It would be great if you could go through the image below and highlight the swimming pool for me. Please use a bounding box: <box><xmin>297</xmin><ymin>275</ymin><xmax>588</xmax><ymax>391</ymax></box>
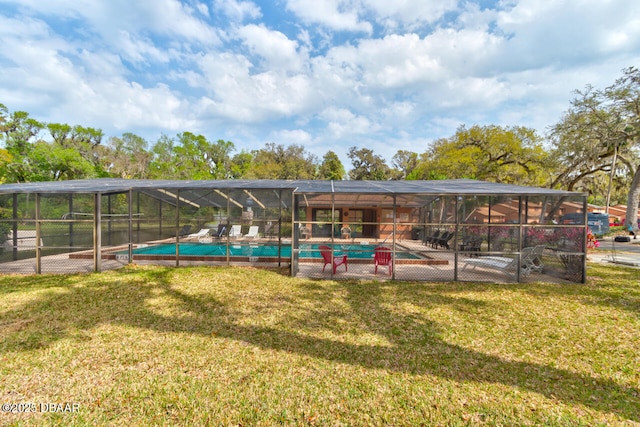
<box><xmin>116</xmin><ymin>242</ymin><xmax>422</xmax><ymax>260</ymax></box>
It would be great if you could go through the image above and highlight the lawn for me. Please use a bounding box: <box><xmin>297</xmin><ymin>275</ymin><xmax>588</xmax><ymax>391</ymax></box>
<box><xmin>1</xmin><ymin>263</ymin><xmax>639</xmax><ymax>426</ymax></box>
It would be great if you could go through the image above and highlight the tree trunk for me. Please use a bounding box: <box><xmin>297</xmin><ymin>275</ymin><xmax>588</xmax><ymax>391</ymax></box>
<box><xmin>626</xmin><ymin>165</ymin><xmax>640</xmax><ymax>233</ymax></box>
<box><xmin>605</xmin><ymin>145</ymin><xmax>618</xmax><ymax>214</ymax></box>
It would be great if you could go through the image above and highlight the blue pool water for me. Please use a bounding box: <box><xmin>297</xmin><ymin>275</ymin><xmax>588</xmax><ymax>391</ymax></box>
<box><xmin>120</xmin><ymin>242</ymin><xmax>420</xmax><ymax>260</ymax></box>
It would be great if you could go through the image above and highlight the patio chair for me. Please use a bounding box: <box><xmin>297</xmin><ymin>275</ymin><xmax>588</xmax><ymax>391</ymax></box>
<box><xmin>178</xmin><ymin>225</ymin><xmax>192</xmax><ymax>236</ymax></box>
<box><xmin>299</xmin><ymin>224</ymin><xmax>311</xmax><ymax>240</ymax></box>
<box><xmin>265</xmin><ymin>222</ymin><xmax>280</xmax><ymax>238</ymax></box>
<box><xmin>459</xmin><ymin>236</ymin><xmax>482</xmax><ymax>256</ymax></box>
<box><xmin>319</xmin><ymin>245</ymin><xmax>348</xmax><ymax>274</ymax></box>
<box><xmin>228</xmin><ymin>225</ymin><xmax>243</xmax><ymax>239</ymax></box>
<box><xmin>374</xmin><ymin>246</ymin><xmax>393</xmax><ymax>275</ymax></box>
<box><xmin>462</xmin><ymin>247</ymin><xmax>536</xmax><ymax>278</ymax></box>
<box><xmin>424</xmin><ymin>230</ymin><xmax>441</xmax><ymax>245</ymax></box>
<box><xmin>186</xmin><ymin>228</ymin><xmax>210</xmax><ymax>239</ymax></box>
<box><xmin>523</xmin><ymin>245</ymin><xmax>545</xmax><ymax>274</ymax></box>
<box><xmin>213</xmin><ymin>224</ymin><xmax>227</xmax><ymax>239</ymax></box>
<box><xmin>434</xmin><ymin>231</ymin><xmax>454</xmax><ymax>249</ymax></box>
<box><xmin>244</xmin><ymin>225</ymin><xmax>259</xmax><ymax>239</ymax></box>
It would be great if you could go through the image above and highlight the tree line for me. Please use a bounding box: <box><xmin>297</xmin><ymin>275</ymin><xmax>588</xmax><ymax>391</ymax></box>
<box><xmin>1</xmin><ymin>67</ymin><xmax>639</xmax><ymax>228</ymax></box>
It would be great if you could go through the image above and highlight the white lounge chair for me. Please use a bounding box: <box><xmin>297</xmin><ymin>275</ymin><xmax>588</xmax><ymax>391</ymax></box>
<box><xmin>186</xmin><ymin>228</ymin><xmax>210</xmax><ymax>239</ymax></box>
<box><xmin>463</xmin><ymin>247</ymin><xmax>537</xmax><ymax>278</ymax></box>
<box><xmin>228</xmin><ymin>225</ymin><xmax>242</xmax><ymax>239</ymax></box>
<box><xmin>244</xmin><ymin>225</ymin><xmax>259</xmax><ymax>239</ymax></box>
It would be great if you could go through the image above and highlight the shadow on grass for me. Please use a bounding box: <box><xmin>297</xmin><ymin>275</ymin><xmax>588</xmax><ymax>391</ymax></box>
<box><xmin>522</xmin><ymin>264</ymin><xmax>640</xmax><ymax>316</ymax></box>
<box><xmin>0</xmin><ymin>266</ymin><xmax>638</xmax><ymax>421</ymax></box>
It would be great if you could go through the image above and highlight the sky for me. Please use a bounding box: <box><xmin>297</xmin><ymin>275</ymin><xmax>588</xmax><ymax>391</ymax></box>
<box><xmin>1</xmin><ymin>0</ymin><xmax>639</xmax><ymax>168</ymax></box>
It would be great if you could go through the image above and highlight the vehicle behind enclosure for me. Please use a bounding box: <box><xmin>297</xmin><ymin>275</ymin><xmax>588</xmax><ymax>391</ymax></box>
<box><xmin>560</xmin><ymin>212</ymin><xmax>609</xmax><ymax>236</ymax></box>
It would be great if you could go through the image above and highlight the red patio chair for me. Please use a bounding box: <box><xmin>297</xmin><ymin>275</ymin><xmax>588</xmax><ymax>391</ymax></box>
<box><xmin>374</xmin><ymin>246</ymin><xmax>393</xmax><ymax>275</ymax></box>
<box><xmin>319</xmin><ymin>245</ymin><xmax>348</xmax><ymax>274</ymax></box>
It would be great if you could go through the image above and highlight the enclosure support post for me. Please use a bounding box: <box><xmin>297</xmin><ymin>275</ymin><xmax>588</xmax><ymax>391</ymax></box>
<box><xmin>454</xmin><ymin>196</ymin><xmax>459</xmax><ymax>282</ymax></box>
<box><xmin>68</xmin><ymin>194</ymin><xmax>74</xmax><ymax>248</ymax></box>
<box><xmin>175</xmin><ymin>190</ymin><xmax>180</xmax><ymax>268</ymax></box>
<box><xmin>12</xmin><ymin>193</ymin><xmax>18</xmax><ymax>261</ymax></box>
<box><xmin>128</xmin><ymin>189</ymin><xmax>133</xmax><ymax>264</ymax></box>
<box><xmin>582</xmin><ymin>196</ymin><xmax>588</xmax><ymax>284</ymax></box>
<box><xmin>289</xmin><ymin>189</ymin><xmax>295</xmax><ymax>275</ymax></box>
<box><xmin>158</xmin><ymin>198</ymin><xmax>163</xmax><ymax>240</ymax></box>
<box><xmin>516</xmin><ymin>196</ymin><xmax>523</xmax><ymax>283</ymax></box>
<box><xmin>107</xmin><ymin>194</ymin><xmax>112</xmax><ymax>246</ymax></box>
<box><xmin>283</xmin><ymin>189</ymin><xmax>287</xmax><ymax>270</ymax></box>
<box><xmin>35</xmin><ymin>193</ymin><xmax>41</xmax><ymax>274</ymax></box>
<box><xmin>330</xmin><ymin>191</ymin><xmax>335</xmax><ymax>279</ymax></box>
<box><xmin>226</xmin><ymin>191</ymin><xmax>231</xmax><ymax>266</ymax></box>
<box><xmin>136</xmin><ymin>191</ymin><xmax>141</xmax><ymax>238</ymax></box>
<box><xmin>94</xmin><ymin>193</ymin><xmax>102</xmax><ymax>272</ymax></box>
<box><xmin>226</xmin><ymin>190</ymin><xmax>232</xmax><ymax>267</ymax></box>
<box><xmin>392</xmin><ymin>195</ymin><xmax>397</xmax><ymax>280</ymax></box>
<box><xmin>487</xmin><ymin>197</ymin><xmax>492</xmax><ymax>250</ymax></box>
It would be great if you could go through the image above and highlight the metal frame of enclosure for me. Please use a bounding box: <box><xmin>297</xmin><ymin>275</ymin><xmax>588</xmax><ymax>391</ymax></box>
<box><xmin>0</xmin><ymin>179</ymin><xmax>588</xmax><ymax>283</ymax></box>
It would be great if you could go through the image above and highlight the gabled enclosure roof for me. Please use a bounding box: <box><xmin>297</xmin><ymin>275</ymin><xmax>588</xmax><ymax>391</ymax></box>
<box><xmin>0</xmin><ymin>178</ymin><xmax>580</xmax><ymax>196</ymax></box>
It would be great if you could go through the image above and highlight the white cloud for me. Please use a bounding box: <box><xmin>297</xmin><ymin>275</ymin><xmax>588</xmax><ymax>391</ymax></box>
<box><xmin>286</xmin><ymin>0</ymin><xmax>458</xmax><ymax>34</ymax></box>
<box><xmin>364</xmin><ymin>0</ymin><xmax>458</xmax><ymax>29</ymax></box>
<box><xmin>320</xmin><ymin>107</ymin><xmax>379</xmax><ymax>137</ymax></box>
<box><xmin>117</xmin><ymin>30</ymin><xmax>172</xmax><ymax>66</ymax></box>
<box><xmin>285</xmin><ymin>0</ymin><xmax>372</xmax><ymax>33</ymax></box>
<box><xmin>271</xmin><ymin>129</ymin><xmax>313</xmax><ymax>145</ymax></box>
<box><xmin>213</xmin><ymin>0</ymin><xmax>261</xmax><ymax>22</ymax></box>
<box><xmin>0</xmin><ymin>14</ymin><xmax>50</xmax><ymax>39</ymax></box>
<box><xmin>193</xmin><ymin>50</ymin><xmax>315</xmax><ymax>122</ymax></box>
<box><xmin>2</xmin><ymin>0</ymin><xmax>221</xmax><ymax>46</ymax></box>
<box><xmin>236</xmin><ymin>24</ymin><xmax>305</xmax><ymax>71</ymax></box>
<box><xmin>496</xmin><ymin>0</ymin><xmax>640</xmax><ymax>69</ymax></box>
<box><xmin>0</xmin><ymin>9</ymin><xmax>196</xmax><ymax>132</ymax></box>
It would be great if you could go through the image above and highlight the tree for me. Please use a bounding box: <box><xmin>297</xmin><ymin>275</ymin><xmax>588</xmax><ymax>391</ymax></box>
<box><xmin>318</xmin><ymin>151</ymin><xmax>345</xmax><ymax>180</ymax></box>
<box><xmin>550</xmin><ymin>67</ymin><xmax>640</xmax><ymax>231</ymax></box>
<box><xmin>0</xmin><ymin>148</ymin><xmax>12</xmax><ymax>184</ymax></box>
<box><xmin>0</xmin><ymin>104</ymin><xmax>45</xmax><ymax>182</ymax></box>
<box><xmin>229</xmin><ymin>151</ymin><xmax>253</xmax><ymax>179</ymax></box>
<box><xmin>247</xmin><ymin>143</ymin><xmax>318</xmax><ymax>179</ymax></box>
<box><xmin>47</xmin><ymin>123</ymin><xmax>72</xmax><ymax>145</ymax></box>
<box><xmin>607</xmin><ymin>67</ymin><xmax>640</xmax><ymax>232</ymax></box>
<box><xmin>208</xmin><ymin>139</ymin><xmax>236</xmax><ymax>179</ymax></box>
<box><xmin>391</xmin><ymin>150</ymin><xmax>418</xmax><ymax>180</ymax></box>
<box><xmin>45</xmin><ymin>123</ymin><xmax>107</xmax><ymax>176</ymax></box>
<box><xmin>347</xmin><ymin>147</ymin><xmax>391</xmax><ymax>180</ymax></box>
<box><xmin>549</xmin><ymin>85</ymin><xmax>634</xmax><ymax>190</ymax></box>
<box><xmin>148</xmin><ymin>133</ymin><xmax>213</xmax><ymax>180</ymax></box>
<box><xmin>411</xmin><ymin>125</ymin><xmax>550</xmax><ymax>185</ymax></box>
<box><xmin>30</xmin><ymin>141</ymin><xmax>95</xmax><ymax>181</ymax></box>
<box><xmin>106</xmin><ymin>133</ymin><xmax>152</xmax><ymax>178</ymax></box>
<box><xmin>148</xmin><ymin>134</ymin><xmax>177</xmax><ymax>179</ymax></box>
<box><xmin>0</xmin><ymin>106</ymin><xmax>101</xmax><ymax>182</ymax></box>
<box><xmin>66</xmin><ymin>125</ymin><xmax>105</xmax><ymax>169</ymax></box>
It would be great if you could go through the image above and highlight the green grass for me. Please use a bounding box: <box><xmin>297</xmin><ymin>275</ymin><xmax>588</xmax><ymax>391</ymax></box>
<box><xmin>1</xmin><ymin>264</ymin><xmax>639</xmax><ymax>426</ymax></box>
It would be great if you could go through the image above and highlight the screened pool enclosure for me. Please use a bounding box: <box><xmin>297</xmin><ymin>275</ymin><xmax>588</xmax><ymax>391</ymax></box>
<box><xmin>0</xmin><ymin>179</ymin><xmax>588</xmax><ymax>283</ymax></box>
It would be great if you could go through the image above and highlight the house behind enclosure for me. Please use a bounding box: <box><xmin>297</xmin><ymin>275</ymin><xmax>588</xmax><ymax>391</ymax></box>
<box><xmin>0</xmin><ymin>178</ymin><xmax>588</xmax><ymax>283</ymax></box>
<box><xmin>599</xmin><ymin>204</ymin><xmax>640</xmax><ymax>227</ymax></box>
